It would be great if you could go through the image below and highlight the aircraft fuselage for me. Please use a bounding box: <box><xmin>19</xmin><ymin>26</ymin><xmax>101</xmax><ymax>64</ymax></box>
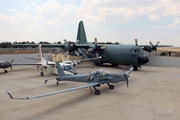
<box><xmin>82</xmin><ymin>44</ymin><xmax>149</xmax><ymax>69</ymax></box>
<box><xmin>0</xmin><ymin>61</ymin><xmax>10</xmax><ymax>69</ymax></box>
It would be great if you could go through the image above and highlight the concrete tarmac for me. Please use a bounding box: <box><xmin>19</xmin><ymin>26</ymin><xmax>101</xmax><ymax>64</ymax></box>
<box><xmin>0</xmin><ymin>62</ymin><xmax>180</xmax><ymax>120</ymax></box>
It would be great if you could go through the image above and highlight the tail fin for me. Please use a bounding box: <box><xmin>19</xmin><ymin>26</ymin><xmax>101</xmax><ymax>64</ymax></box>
<box><xmin>38</xmin><ymin>44</ymin><xmax>46</xmax><ymax>61</ymax></box>
<box><xmin>76</xmin><ymin>21</ymin><xmax>88</xmax><ymax>44</ymax></box>
<box><xmin>56</xmin><ymin>62</ymin><xmax>65</xmax><ymax>77</ymax></box>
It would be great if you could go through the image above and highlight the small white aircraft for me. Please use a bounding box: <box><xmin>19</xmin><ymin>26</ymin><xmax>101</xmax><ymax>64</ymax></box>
<box><xmin>15</xmin><ymin>44</ymin><xmax>79</xmax><ymax>76</ymax></box>
<box><xmin>17</xmin><ymin>44</ymin><xmax>99</xmax><ymax>76</ymax></box>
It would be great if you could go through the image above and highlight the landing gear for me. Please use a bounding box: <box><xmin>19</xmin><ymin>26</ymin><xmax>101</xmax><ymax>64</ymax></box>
<box><xmin>93</xmin><ymin>86</ymin><xmax>100</xmax><ymax>95</ymax></box>
<box><xmin>96</xmin><ymin>84</ymin><xmax>101</xmax><ymax>87</ymax></box>
<box><xmin>93</xmin><ymin>60</ymin><xmax>102</xmax><ymax>66</ymax></box>
<box><xmin>107</xmin><ymin>83</ymin><xmax>114</xmax><ymax>89</ymax></box>
<box><xmin>95</xmin><ymin>90</ymin><xmax>100</xmax><ymax>95</ymax></box>
<box><xmin>92</xmin><ymin>84</ymin><xmax>114</xmax><ymax>95</ymax></box>
<box><xmin>133</xmin><ymin>66</ymin><xmax>138</xmax><ymax>71</ymax></box>
<box><xmin>111</xmin><ymin>64</ymin><xmax>119</xmax><ymax>66</ymax></box>
<box><xmin>40</xmin><ymin>72</ymin><xmax>44</xmax><ymax>76</ymax></box>
<box><xmin>109</xmin><ymin>85</ymin><xmax>114</xmax><ymax>89</ymax></box>
<box><xmin>56</xmin><ymin>81</ymin><xmax>59</xmax><ymax>85</ymax></box>
<box><xmin>4</xmin><ymin>70</ymin><xmax>8</xmax><ymax>73</ymax></box>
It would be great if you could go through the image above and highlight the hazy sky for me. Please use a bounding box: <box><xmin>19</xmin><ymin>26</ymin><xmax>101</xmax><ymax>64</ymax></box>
<box><xmin>0</xmin><ymin>0</ymin><xmax>180</xmax><ymax>46</ymax></box>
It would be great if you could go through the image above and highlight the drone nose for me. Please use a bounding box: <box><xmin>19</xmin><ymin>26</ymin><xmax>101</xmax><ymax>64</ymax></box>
<box><xmin>138</xmin><ymin>56</ymin><xmax>149</xmax><ymax>65</ymax></box>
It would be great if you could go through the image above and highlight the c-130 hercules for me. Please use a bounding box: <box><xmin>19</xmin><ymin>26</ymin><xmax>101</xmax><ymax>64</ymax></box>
<box><xmin>13</xmin><ymin>21</ymin><xmax>172</xmax><ymax>70</ymax></box>
<box><xmin>64</xmin><ymin>21</ymin><xmax>172</xmax><ymax>70</ymax></box>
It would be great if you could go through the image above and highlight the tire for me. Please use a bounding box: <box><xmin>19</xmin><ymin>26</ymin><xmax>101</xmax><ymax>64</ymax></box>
<box><xmin>109</xmin><ymin>85</ymin><xmax>114</xmax><ymax>89</ymax></box>
<box><xmin>40</xmin><ymin>72</ymin><xmax>44</xmax><ymax>76</ymax></box>
<box><xmin>95</xmin><ymin>90</ymin><xmax>100</xmax><ymax>95</ymax></box>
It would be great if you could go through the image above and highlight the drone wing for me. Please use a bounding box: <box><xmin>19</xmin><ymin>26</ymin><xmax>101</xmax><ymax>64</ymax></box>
<box><xmin>7</xmin><ymin>82</ymin><xmax>100</xmax><ymax>100</ymax></box>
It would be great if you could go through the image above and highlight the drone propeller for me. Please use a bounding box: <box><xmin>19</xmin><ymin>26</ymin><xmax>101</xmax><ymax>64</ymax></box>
<box><xmin>64</xmin><ymin>39</ymin><xmax>80</xmax><ymax>56</ymax></box>
<box><xmin>149</xmin><ymin>41</ymin><xmax>160</xmax><ymax>51</ymax></box>
<box><xmin>127</xmin><ymin>77</ymin><xmax>129</xmax><ymax>88</ymax></box>
<box><xmin>123</xmin><ymin>71</ymin><xmax>129</xmax><ymax>88</ymax></box>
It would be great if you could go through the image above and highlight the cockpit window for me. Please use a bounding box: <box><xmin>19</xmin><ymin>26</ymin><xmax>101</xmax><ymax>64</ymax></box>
<box><xmin>102</xmin><ymin>71</ymin><xmax>111</xmax><ymax>76</ymax></box>
<box><xmin>95</xmin><ymin>71</ymin><xmax>101</xmax><ymax>77</ymax></box>
<box><xmin>95</xmin><ymin>69</ymin><xmax>106</xmax><ymax>77</ymax></box>
<box><xmin>63</xmin><ymin>65</ymin><xmax>72</xmax><ymax>70</ymax></box>
<box><xmin>65</xmin><ymin>62</ymin><xmax>71</xmax><ymax>64</ymax></box>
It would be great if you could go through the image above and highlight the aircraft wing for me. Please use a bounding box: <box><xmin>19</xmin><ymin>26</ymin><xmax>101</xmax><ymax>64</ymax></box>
<box><xmin>138</xmin><ymin>45</ymin><xmax>173</xmax><ymax>47</ymax></box>
<box><xmin>13</xmin><ymin>44</ymin><xmax>66</xmax><ymax>47</ymax></box>
<box><xmin>7</xmin><ymin>82</ymin><xmax>100</xmax><ymax>100</ymax></box>
<box><xmin>12</xmin><ymin>63</ymin><xmax>42</xmax><ymax>66</ymax></box>
<box><xmin>74</xmin><ymin>57</ymin><xmax>101</xmax><ymax>64</ymax></box>
<box><xmin>13</xmin><ymin>43</ymin><xmax>105</xmax><ymax>50</ymax></box>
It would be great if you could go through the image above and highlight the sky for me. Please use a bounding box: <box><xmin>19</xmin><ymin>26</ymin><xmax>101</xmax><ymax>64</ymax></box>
<box><xmin>0</xmin><ymin>0</ymin><xmax>180</xmax><ymax>46</ymax></box>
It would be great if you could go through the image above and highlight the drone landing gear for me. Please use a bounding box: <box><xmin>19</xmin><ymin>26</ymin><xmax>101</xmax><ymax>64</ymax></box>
<box><xmin>93</xmin><ymin>86</ymin><xmax>100</xmax><ymax>95</ymax></box>
<box><xmin>4</xmin><ymin>70</ymin><xmax>8</xmax><ymax>73</ymax></box>
<box><xmin>107</xmin><ymin>83</ymin><xmax>114</xmax><ymax>89</ymax></box>
<box><xmin>40</xmin><ymin>72</ymin><xmax>44</xmax><ymax>76</ymax></box>
<box><xmin>56</xmin><ymin>81</ymin><xmax>59</xmax><ymax>85</ymax></box>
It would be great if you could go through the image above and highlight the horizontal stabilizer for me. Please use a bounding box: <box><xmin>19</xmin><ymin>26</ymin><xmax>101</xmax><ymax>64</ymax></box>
<box><xmin>25</xmin><ymin>57</ymin><xmax>41</xmax><ymax>60</ymax></box>
<box><xmin>7</xmin><ymin>92</ymin><xmax>29</xmax><ymax>100</ymax></box>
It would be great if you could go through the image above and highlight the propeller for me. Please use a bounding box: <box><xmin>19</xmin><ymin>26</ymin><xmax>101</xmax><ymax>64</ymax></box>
<box><xmin>87</xmin><ymin>38</ymin><xmax>106</xmax><ymax>58</ymax></box>
<box><xmin>123</xmin><ymin>72</ymin><xmax>129</xmax><ymax>88</ymax></box>
<box><xmin>6</xmin><ymin>59</ymin><xmax>14</xmax><ymax>70</ymax></box>
<box><xmin>149</xmin><ymin>41</ymin><xmax>160</xmax><ymax>51</ymax></box>
<box><xmin>135</xmin><ymin>39</ymin><xmax>138</xmax><ymax>46</ymax></box>
<box><xmin>64</xmin><ymin>39</ymin><xmax>80</xmax><ymax>56</ymax></box>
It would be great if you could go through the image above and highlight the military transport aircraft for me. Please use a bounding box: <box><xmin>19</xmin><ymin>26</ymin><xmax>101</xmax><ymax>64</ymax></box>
<box><xmin>0</xmin><ymin>60</ymin><xmax>14</xmax><ymax>73</ymax></box>
<box><xmin>13</xmin><ymin>21</ymin><xmax>172</xmax><ymax>70</ymax></box>
<box><xmin>7</xmin><ymin>62</ymin><xmax>133</xmax><ymax>100</ymax></box>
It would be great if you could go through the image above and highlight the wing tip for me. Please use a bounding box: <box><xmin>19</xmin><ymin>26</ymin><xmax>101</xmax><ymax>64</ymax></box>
<box><xmin>7</xmin><ymin>92</ymin><xmax>13</xmax><ymax>99</ymax></box>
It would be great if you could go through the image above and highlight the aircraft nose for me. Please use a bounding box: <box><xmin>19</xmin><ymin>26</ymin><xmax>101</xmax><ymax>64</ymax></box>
<box><xmin>138</xmin><ymin>56</ymin><xmax>149</xmax><ymax>65</ymax></box>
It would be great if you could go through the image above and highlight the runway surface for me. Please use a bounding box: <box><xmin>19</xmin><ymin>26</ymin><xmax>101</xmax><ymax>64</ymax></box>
<box><xmin>0</xmin><ymin>57</ymin><xmax>180</xmax><ymax>119</ymax></box>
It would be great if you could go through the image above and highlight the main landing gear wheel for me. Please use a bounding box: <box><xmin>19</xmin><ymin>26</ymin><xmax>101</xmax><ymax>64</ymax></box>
<box><xmin>4</xmin><ymin>70</ymin><xmax>7</xmax><ymax>73</ymax></box>
<box><xmin>95</xmin><ymin>90</ymin><xmax>100</xmax><ymax>95</ymax></box>
<box><xmin>133</xmin><ymin>66</ymin><xmax>138</xmax><ymax>71</ymax></box>
<box><xmin>56</xmin><ymin>81</ymin><xmax>59</xmax><ymax>85</ymax></box>
<box><xmin>109</xmin><ymin>85</ymin><xmax>114</xmax><ymax>89</ymax></box>
<box><xmin>111</xmin><ymin>64</ymin><xmax>119</xmax><ymax>66</ymax></box>
<box><xmin>94</xmin><ymin>61</ymin><xmax>102</xmax><ymax>66</ymax></box>
<box><xmin>40</xmin><ymin>72</ymin><xmax>44</xmax><ymax>76</ymax></box>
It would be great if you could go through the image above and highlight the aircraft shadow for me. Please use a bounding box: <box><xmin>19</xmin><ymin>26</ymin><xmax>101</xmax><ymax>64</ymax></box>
<box><xmin>0</xmin><ymin>68</ymin><xmax>31</xmax><ymax>75</ymax></box>
<box><xmin>19</xmin><ymin>91</ymin><xmax>95</xmax><ymax>120</ymax></box>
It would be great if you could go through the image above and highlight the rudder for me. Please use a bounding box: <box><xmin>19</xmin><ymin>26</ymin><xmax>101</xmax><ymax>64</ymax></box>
<box><xmin>56</xmin><ymin>62</ymin><xmax>65</xmax><ymax>77</ymax></box>
<box><xmin>76</xmin><ymin>21</ymin><xmax>88</xmax><ymax>44</ymax></box>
